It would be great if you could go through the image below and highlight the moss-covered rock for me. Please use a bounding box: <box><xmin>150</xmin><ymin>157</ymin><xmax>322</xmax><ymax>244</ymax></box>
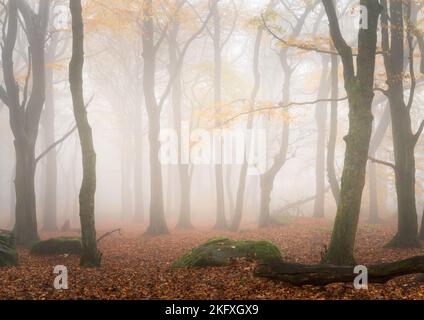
<box><xmin>30</xmin><ymin>237</ymin><xmax>82</xmax><ymax>255</ymax></box>
<box><xmin>172</xmin><ymin>237</ymin><xmax>283</xmax><ymax>268</ymax></box>
<box><xmin>0</xmin><ymin>230</ymin><xmax>18</xmax><ymax>267</ymax></box>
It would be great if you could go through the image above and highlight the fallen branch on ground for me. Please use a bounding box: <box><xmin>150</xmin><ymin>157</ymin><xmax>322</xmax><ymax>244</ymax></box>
<box><xmin>254</xmin><ymin>256</ymin><xmax>424</xmax><ymax>286</ymax></box>
<box><xmin>97</xmin><ymin>228</ymin><xmax>121</xmax><ymax>244</ymax></box>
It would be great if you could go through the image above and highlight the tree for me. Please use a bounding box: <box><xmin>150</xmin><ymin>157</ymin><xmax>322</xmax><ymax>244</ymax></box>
<box><xmin>259</xmin><ymin>0</ymin><xmax>316</xmax><ymax>227</ymax></box>
<box><xmin>0</xmin><ymin>0</ymin><xmax>50</xmax><ymax>245</ymax></box>
<box><xmin>378</xmin><ymin>0</ymin><xmax>422</xmax><ymax>248</ymax></box>
<box><xmin>69</xmin><ymin>0</ymin><xmax>101</xmax><ymax>267</ymax></box>
<box><xmin>322</xmin><ymin>0</ymin><xmax>382</xmax><ymax>265</ymax></box>
<box><xmin>313</xmin><ymin>56</ymin><xmax>330</xmax><ymax>218</ymax></box>
<box><xmin>230</xmin><ymin>23</ymin><xmax>263</xmax><ymax>231</ymax></box>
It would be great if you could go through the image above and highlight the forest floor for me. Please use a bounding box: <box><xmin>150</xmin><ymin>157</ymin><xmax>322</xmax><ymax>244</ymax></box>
<box><xmin>1</xmin><ymin>217</ymin><xmax>424</xmax><ymax>300</ymax></box>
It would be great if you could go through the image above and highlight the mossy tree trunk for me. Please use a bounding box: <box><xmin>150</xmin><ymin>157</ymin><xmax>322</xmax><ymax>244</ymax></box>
<box><xmin>69</xmin><ymin>0</ymin><xmax>101</xmax><ymax>267</ymax></box>
<box><xmin>322</xmin><ymin>0</ymin><xmax>382</xmax><ymax>265</ymax></box>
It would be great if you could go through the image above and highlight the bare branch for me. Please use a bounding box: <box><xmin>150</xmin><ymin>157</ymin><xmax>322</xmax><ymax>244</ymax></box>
<box><xmin>368</xmin><ymin>156</ymin><xmax>395</xmax><ymax>170</ymax></box>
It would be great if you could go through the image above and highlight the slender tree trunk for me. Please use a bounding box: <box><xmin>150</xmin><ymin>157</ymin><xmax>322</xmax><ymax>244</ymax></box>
<box><xmin>212</xmin><ymin>3</ymin><xmax>226</xmax><ymax>230</ymax></box>
<box><xmin>142</xmin><ymin>0</ymin><xmax>169</xmax><ymax>235</ymax></box>
<box><xmin>313</xmin><ymin>57</ymin><xmax>330</xmax><ymax>218</ymax></box>
<box><xmin>42</xmin><ymin>46</ymin><xmax>58</xmax><ymax>231</ymax></box>
<box><xmin>9</xmin><ymin>169</ymin><xmax>15</xmax><ymax>229</ymax></box>
<box><xmin>120</xmin><ymin>139</ymin><xmax>133</xmax><ymax>220</ymax></box>
<box><xmin>168</xmin><ymin>23</ymin><xmax>193</xmax><ymax>229</ymax></box>
<box><xmin>368</xmin><ymin>103</ymin><xmax>390</xmax><ymax>223</ymax></box>
<box><xmin>327</xmin><ymin>53</ymin><xmax>340</xmax><ymax>203</ymax></box>
<box><xmin>69</xmin><ymin>0</ymin><xmax>101</xmax><ymax>267</ymax></box>
<box><xmin>419</xmin><ymin>208</ymin><xmax>424</xmax><ymax>240</ymax></box>
<box><xmin>230</xmin><ymin>27</ymin><xmax>263</xmax><ymax>231</ymax></box>
<box><xmin>133</xmin><ymin>103</ymin><xmax>144</xmax><ymax>222</ymax></box>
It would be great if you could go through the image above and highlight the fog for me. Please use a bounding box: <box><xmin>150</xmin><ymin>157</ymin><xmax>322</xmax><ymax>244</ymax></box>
<box><xmin>0</xmin><ymin>0</ymin><xmax>423</xmax><ymax>233</ymax></box>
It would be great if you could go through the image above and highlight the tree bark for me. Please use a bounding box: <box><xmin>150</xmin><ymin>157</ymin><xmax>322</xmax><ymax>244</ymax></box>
<box><xmin>168</xmin><ymin>22</ymin><xmax>193</xmax><ymax>229</ymax></box>
<box><xmin>142</xmin><ymin>0</ymin><xmax>169</xmax><ymax>235</ymax></box>
<box><xmin>326</xmin><ymin>53</ymin><xmax>340</xmax><ymax>204</ymax></box>
<box><xmin>0</xmin><ymin>0</ymin><xmax>50</xmax><ymax>245</ymax></box>
<box><xmin>42</xmin><ymin>32</ymin><xmax>59</xmax><ymax>231</ymax></box>
<box><xmin>381</xmin><ymin>0</ymin><xmax>420</xmax><ymax>248</ymax></box>
<box><xmin>69</xmin><ymin>0</ymin><xmax>101</xmax><ymax>267</ymax></box>
<box><xmin>313</xmin><ymin>56</ymin><xmax>330</xmax><ymax>218</ymax></box>
<box><xmin>212</xmin><ymin>3</ymin><xmax>227</xmax><ymax>230</ymax></box>
<box><xmin>255</xmin><ymin>255</ymin><xmax>424</xmax><ymax>286</ymax></box>
<box><xmin>368</xmin><ymin>103</ymin><xmax>390</xmax><ymax>224</ymax></box>
<box><xmin>322</xmin><ymin>0</ymin><xmax>382</xmax><ymax>265</ymax></box>
<box><xmin>230</xmin><ymin>26</ymin><xmax>263</xmax><ymax>231</ymax></box>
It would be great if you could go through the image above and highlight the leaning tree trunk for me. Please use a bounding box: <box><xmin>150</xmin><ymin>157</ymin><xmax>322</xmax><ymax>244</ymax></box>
<box><xmin>322</xmin><ymin>0</ymin><xmax>382</xmax><ymax>266</ymax></box>
<box><xmin>69</xmin><ymin>0</ymin><xmax>101</xmax><ymax>267</ymax></box>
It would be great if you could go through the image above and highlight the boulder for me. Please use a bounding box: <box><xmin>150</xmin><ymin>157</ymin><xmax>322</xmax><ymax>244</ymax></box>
<box><xmin>172</xmin><ymin>237</ymin><xmax>283</xmax><ymax>268</ymax></box>
<box><xmin>30</xmin><ymin>237</ymin><xmax>82</xmax><ymax>255</ymax></box>
<box><xmin>0</xmin><ymin>230</ymin><xmax>18</xmax><ymax>267</ymax></box>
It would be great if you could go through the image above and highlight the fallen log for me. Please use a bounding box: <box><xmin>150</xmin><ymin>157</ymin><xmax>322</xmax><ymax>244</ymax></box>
<box><xmin>254</xmin><ymin>256</ymin><xmax>424</xmax><ymax>286</ymax></box>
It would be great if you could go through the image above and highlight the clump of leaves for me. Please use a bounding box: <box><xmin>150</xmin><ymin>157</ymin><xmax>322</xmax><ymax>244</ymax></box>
<box><xmin>172</xmin><ymin>237</ymin><xmax>283</xmax><ymax>268</ymax></box>
<box><xmin>30</xmin><ymin>237</ymin><xmax>82</xmax><ymax>255</ymax></box>
<box><xmin>0</xmin><ymin>230</ymin><xmax>18</xmax><ymax>267</ymax></box>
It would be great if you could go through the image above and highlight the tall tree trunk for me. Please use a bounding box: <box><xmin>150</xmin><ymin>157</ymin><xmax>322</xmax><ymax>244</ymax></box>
<box><xmin>381</xmin><ymin>0</ymin><xmax>419</xmax><ymax>248</ymax></box>
<box><xmin>168</xmin><ymin>23</ymin><xmax>193</xmax><ymax>229</ymax></box>
<box><xmin>13</xmin><ymin>141</ymin><xmax>38</xmax><ymax>245</ymax></box>
<box><xmin>69</xmin><ymin>0</ymin><xmax>101</xmax><ymax>267</ymax></box>
<box><xmin>419</xmin><ymin>208</ymin><xmax>424</xmax><ymax>240</ymax></box>
<box><xmin>322</xmin><ymin>0</ymin><xmax>382</xmax><ymax>265</ymax></box>
<box><xmin>1</xmin><ymin>0</ymin><xmax>50</xmax><ymax>245</ymax></box>
<box><xmin>42</xmin><ymin>39</ymin><xmax>58</xmax><ymax>231</ymax></box>
<box><xmin>230</xmin><ymin>27</ymin><xmax>263</xmax><ymax>231</ymax></box>
<box><xmin>142</xmin><ymin>0</ymin><xmax>169</xmax><ymax>235</ymax></box>
<box><xmin>133</xmin><ymin>103</ymin><xmax>144</xmax><ymax>222</ymax></box>
<box><xmin>368</xmin><ymin>103</ymin><xmax>390</xmax><ymax>223</ymax></box>
<box><xmin>313</xmin><ymin>56</ymin><xmax>330</xmax><ymax>218</ymax></box>
<box><xmin>212</xmin><ymin>3</ymin><xmax>227</xmax><ymax>230</ymax></box>
<box><xmin>326</xmin><ymin>53</ymin><xmax>340</xmax><ymax>203</ymax></box>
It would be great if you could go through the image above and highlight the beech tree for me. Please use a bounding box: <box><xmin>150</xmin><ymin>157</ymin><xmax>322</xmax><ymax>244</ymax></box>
<box><xmin>322</xmin><ymin>0</ymin><xmax>382</xmax><ymax>265</ymax></box>
<box><xmin>69</xmin><ymin>0</ymin><xmax>101</xmax><ymax>267</ymax></box>
<box><xmin>0</xmin><ymin>0</ymin><xmax>50</xmax><ymax>245</ymax></box>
